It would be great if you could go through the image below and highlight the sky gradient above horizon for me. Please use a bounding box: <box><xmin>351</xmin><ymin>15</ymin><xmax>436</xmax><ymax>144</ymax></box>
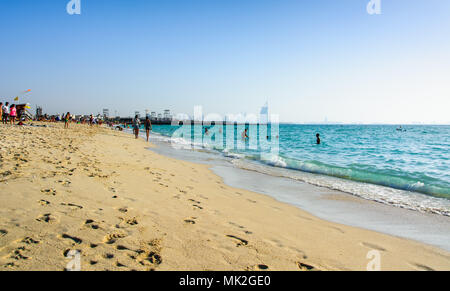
<box><xmin>1</xmin><ymin>0</ymin><xmax>449</xmax><ymax>123</ymax></box>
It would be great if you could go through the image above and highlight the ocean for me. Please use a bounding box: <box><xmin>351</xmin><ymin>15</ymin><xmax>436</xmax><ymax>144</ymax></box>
<box><xmin>128</xmin><ymin>123</ymin><xmax>450</xmax><ymax>216</ymax></box>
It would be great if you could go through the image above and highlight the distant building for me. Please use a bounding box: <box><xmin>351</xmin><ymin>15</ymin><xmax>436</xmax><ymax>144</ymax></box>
<box><xmin>134</xmin><ymin>111</ymin><xmax>140</xmax><ymax>118</ymax></box>
<box><xmin>163</xmin><ymin>109</ymin><xmax>171</xmax><ymax>119</ymax></box>
<box><xmin>145</xmin><ymin>109</ymin><xmax>150</xmax><ymax>118</ymax></box>
<box><xmin>157</xmin><ymin>113</ymin><xmax>162</xmax><ymax>119</ymax></box>
<box><xmin>151</xmin><ymin>112</ymin><xmax>157</xmax><ymax>119</ymax></box>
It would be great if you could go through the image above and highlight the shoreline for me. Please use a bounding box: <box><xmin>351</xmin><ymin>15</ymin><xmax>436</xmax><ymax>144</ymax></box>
<box><xmin>1</xmin><ymin>123</ymin><xmax>449</xmax><ymax>270</ymax></box>
<box><xmin>149</xmin><ymin>140</ymin><xmax>450</xmax><ymax>252</ymax></box>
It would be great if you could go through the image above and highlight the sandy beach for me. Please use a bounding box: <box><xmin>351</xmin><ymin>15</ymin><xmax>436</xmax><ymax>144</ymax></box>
<box><xmin>0</xmin><ymin>123</ymin><xmax>449</xmax><ymax>271</ymax></box>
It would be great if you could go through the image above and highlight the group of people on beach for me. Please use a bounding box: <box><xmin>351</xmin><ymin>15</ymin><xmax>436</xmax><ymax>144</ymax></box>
<box><xmin>132</xmin><ymin>115</ymin><xmax>153</xmax><ymax>142</ymax></box>
<box><xmin>0</xmin><ymin>102</ymin><xmax>18</xmax><ymax>124</ymax></box>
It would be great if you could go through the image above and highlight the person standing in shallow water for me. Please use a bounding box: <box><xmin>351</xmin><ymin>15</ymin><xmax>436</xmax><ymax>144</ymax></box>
<box><xmin>145</xmin><ymin>116</ymin><xmax>152</xmax><ymax>142</ymax></box>
<box><xmin>133</xmin><ymin>115</ymin><xmax>140</xmax><ymax>139</ymax></box>
<box><xmin>316</xmin><ymin>133</ymin><xmax>321</xmax><ymax>145</ymax></box>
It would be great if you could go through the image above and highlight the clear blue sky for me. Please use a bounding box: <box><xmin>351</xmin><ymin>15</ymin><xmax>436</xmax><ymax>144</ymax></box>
<box><xmin>1</xmin><ymin>0</ymin><xmax>449</xmax><ymax>123</ymax></box>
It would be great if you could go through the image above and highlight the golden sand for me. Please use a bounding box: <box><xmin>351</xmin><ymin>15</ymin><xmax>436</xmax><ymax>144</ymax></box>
<box><xmin>0</xmin><ymin>123</ymin><xmax>449</xmax><ymax>271</ymax></box>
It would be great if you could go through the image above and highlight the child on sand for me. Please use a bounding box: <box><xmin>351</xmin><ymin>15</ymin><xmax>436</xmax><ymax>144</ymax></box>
<box><xmin>65</xmin><ymin>112</ymin><xmax>71</xmax><ymax>129</ymax></box>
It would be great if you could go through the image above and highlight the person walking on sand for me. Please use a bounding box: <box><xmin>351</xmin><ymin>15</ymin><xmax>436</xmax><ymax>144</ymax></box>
<box><xmin>64</xmin><ymin>112</ymin><xmax>71</xmax><ymax>129</ymax></box>
<box><xmin>2</xmin><ymin>102</ymin><xmax>9</xmax><ymax>124</ymax></box>
<box><xmin>145</xmin><ymin>116</ymin><xmax>152</xmax><ymax>142</ymax></box>
<box><xmin>9</xmin><ymin>104</ymin><xmax>17</xmax><ymax>124</ymax></box>
<box><xmin>133</xmin><ymin>115</ymin><xmax>140</xmax><ymax>139</ymax></box>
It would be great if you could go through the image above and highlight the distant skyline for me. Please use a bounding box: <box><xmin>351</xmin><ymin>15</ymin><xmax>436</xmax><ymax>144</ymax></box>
<box><xmin>1</xmin><ymin>0</ymin><xmax>449</xmax><ymax>124</ymax></box>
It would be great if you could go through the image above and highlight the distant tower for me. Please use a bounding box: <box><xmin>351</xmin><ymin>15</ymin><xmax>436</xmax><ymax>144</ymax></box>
<box><xmin>259</xmin><ymin>102</ymin><xmax>269</xmax><ymax>124</ymax></box>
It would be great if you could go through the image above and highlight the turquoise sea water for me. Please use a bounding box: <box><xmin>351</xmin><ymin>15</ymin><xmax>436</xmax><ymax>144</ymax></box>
<box><xmin>129</xmin><ymin>124</ymin><xmax>450</xmax><ymax>215</ymax></box>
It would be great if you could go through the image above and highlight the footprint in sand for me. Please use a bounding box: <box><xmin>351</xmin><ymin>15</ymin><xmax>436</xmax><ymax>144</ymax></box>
<box><xmin>125</xmin><ymin>217</ymin><xmax>138</xmax><ymax>226</ymax></box>
<box><xmin>36</xmin><ymin>213</ymin><xmax>57</xmax><ymax>223</ymax></box>
<box><xmin>104</xmin><ymin>253</ymin><xmax>115</xmax><ymax>259</ymax></box>
<box><xmin>177</xmin><ymin>188</ymin><xmax>187</xmax><ymax>194</ymax></box>
<box><xmin>10</xmin><ymin>247</ymin><xmax>30</xmax><ymax>261</ymax></box>
<box><xmin>133</xmin><ymin>241</ymin><xmax>163</xmax><ymax>268</ymax></box>
<box><xmin>57</xmin><ymin>179</ymin><xmax>71</xmax><ymax>187</ymax></box>
<box><xmin>360</xmin><ymin>242</ymin><xmax>386</xmax><ymax>252</ymax></box>
<box><xmin>103</xmin><ymin>233</ymin><xmax>127</xmax><ymax>244</ymax></box>
<box><xmin>116</xmin><ymin>261</ymin><xmax>127</xmax><ymax>268</ymax></box>
<box><xmin>409</xmin><ymin>263</ymin><xmax>435</xmax><ymax>271</ymax></box>
<box><xmin>41</xmin><ymin>188</ymin><xmax>57</xmax><ymax>196</ymax></box>
<box><xmin>61</xmin><ymin>202</ymin><xmax>83</xmax><ymax>210</ymax></box>
<box><xmin>117</xmin><ymin>217</ymin><xmax>138</xmax><ymax>227</ymax></box>
<box><xmin>116</xmin><ymin>245</ymin><xmax>131</xmax><ymax>251</ymax></box>
<box><xmin>22</xmin><ymin>237</ymin><xmax>40</xmax><ymax>245</ymax></box>
<box><xmin>296</xmin><ymin>262</ymin><xmax>316</xmax><ymax>271</ymax></box>
<box><xmin>257</xmin><ymin>264</ymin><xmax>269</xmax><ymax>270</ymax></box>
<box><xmin>84</xmin><ymin>219</ymin><xmax>100</xmax><ymax>230</ymax></box>
<box><xmin>184</xmin><ymin>217</ymin><xmax>197</xmax><ymax>225</ymax></box>
<box><xmin>229</xmin><ymin>222</ymin><xmax>253</xmax><ymax>235</ymax></box>
<box><xmin>61</xmin><ymin>234</ymin><xmax>83</xmax><ymax>245</ymax></box>
<box><xmin>38</xmin><ymin>200</ymin><xmax>51</xmax><ymax>206</ymax></box>
<box><xmin>226</xmin><ymin>235</ymin><xmax>249</xmax><ymax>247</ymax></box>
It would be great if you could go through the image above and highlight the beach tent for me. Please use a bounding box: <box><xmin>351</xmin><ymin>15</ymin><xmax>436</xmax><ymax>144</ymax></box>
<box><xmin>16</xmin><ymin>103</ymin><xmax>33</xmax><ymax>120</ymax></box>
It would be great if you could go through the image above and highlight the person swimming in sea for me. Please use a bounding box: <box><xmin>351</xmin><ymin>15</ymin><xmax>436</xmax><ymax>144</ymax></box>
<box><xmin>242</xmin><ymin>129</ymin><xmax>249</xmax><ymax>140</ymax></box>
<box><xmin>316</xmin><ymin>133</ymin><xmax>321</xmax><ymax>145</ymax></box>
